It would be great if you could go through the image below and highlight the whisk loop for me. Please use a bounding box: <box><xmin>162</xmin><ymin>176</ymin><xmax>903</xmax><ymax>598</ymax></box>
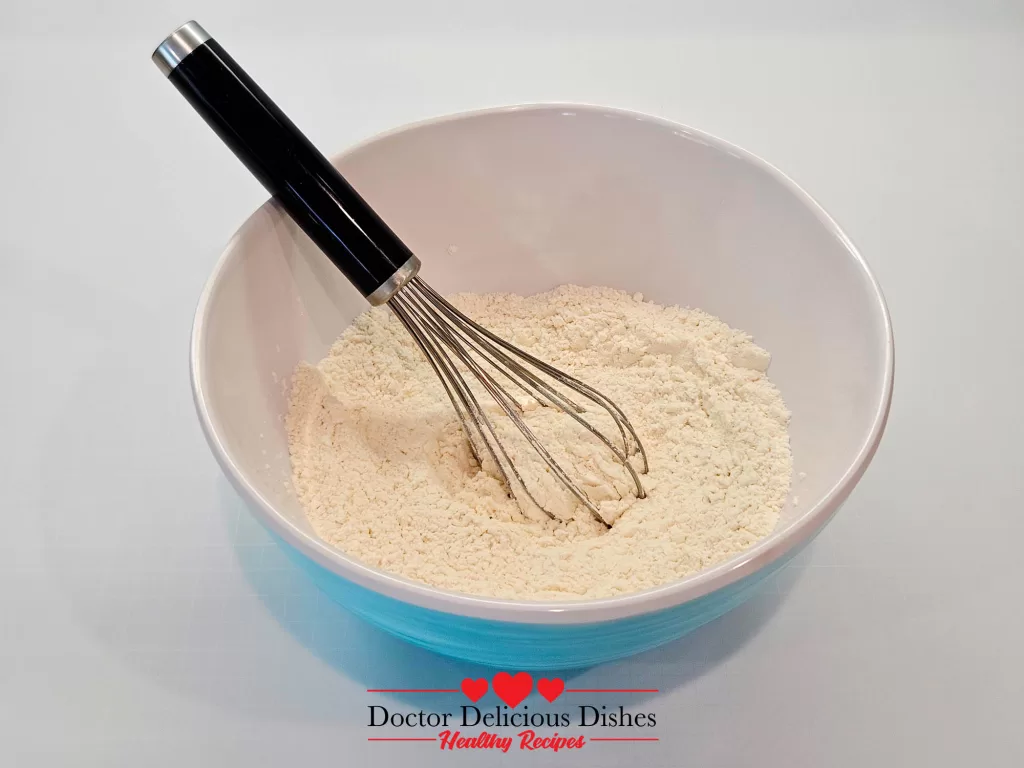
<box><xmin>389</xmin><ymin>277</ymin><xmax>647</xmax><ymax>527</ymax></box>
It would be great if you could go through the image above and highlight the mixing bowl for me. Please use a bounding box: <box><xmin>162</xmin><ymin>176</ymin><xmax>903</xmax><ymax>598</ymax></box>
<box><xmin>192</xmin><ymin>104</ymin><xmax>893</xmax><ymax>669</ymax></box>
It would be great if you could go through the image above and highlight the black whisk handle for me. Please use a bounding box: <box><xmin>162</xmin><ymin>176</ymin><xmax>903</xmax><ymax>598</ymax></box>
<box><xmin>152</xmin><ymin>21</ymin><xmax>419</xmax><ymax>303</ymax></box>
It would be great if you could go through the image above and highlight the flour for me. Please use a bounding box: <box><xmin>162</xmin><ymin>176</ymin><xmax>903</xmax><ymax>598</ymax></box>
<box><xmin>286</xmin><ymin>285</ymin><xmax>792</xmax><ymax>600</ymax></box>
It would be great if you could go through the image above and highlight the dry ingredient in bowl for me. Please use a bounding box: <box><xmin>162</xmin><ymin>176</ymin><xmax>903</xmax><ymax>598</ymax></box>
<box><xmin>287</xmin><ymin>286</ymin><xmax>792</xmax><ymax>600</ymax></box>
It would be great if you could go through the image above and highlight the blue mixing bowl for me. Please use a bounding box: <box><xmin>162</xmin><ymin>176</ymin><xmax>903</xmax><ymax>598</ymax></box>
<box><xmin>192</xmin><ymin>104</ymin><xmax>893</xmax><ymax>668</ymax></box>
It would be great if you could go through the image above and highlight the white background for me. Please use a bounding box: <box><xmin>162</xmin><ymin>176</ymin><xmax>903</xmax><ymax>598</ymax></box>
<box><xmin>3</xmin><ymin>1</ymin><xmax>1023</xmax><ymax>765</ymax></box>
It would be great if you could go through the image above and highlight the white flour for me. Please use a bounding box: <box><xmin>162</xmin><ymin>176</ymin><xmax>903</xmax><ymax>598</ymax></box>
<box><xmin>287</xmin><ymin>286</ymin><xmax>792</xmax><ymax>600</ymax></box>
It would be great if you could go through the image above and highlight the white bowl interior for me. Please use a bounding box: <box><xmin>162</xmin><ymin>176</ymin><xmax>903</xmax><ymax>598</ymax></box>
<box><xmin>199</xmin><ymin>106</ymin><xmax>889</xmax><ymax>577</ymax></box>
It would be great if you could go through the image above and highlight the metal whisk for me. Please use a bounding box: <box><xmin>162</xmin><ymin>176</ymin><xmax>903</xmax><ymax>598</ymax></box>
<box><xmin>154</xmin><ymin>21</ymin><xmax>648</xmax><ymax>526</ymax></box>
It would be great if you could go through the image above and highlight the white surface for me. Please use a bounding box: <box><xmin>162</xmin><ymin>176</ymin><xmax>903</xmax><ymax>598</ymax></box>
<box><xmin>198</xmin><ymin>103</ymin><xmax>891</xmax><ymax>623</ymax></box>
<box><xmin>2</xmin><ymin>2</ymin><xmax>1022</xmax><ymax>765</ymax></box>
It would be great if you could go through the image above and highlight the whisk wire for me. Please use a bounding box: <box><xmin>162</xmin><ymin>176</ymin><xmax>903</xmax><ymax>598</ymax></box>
<box><xmin>389</xmin><ymin>277</ymin><xmax>649</xmax><ymax>527</ymax></box>
<box><xmin>415</xmin><ymin>280</ymin><xmax>650</xmax><ymax>474</ymax></box>
<box><xmin>389</xmin><ymin>297</ymin><xmax>549</xmax><ymax>517</ymax></box>
<box><xmin>419</xmin><ymin>289</ymin><xmax>648</xmax><ymax>497</ymax></box>
<box><xmin>397</xmin><ymin>286</ymin><xmax>604</xmax><ymax>523</ymax></box>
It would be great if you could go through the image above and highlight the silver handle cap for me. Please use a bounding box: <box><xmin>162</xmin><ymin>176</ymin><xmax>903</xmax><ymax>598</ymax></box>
<box><xmin>153</xmin><ymin>21</ymin><xmax>210</xmax><ymax>76</ymax></box>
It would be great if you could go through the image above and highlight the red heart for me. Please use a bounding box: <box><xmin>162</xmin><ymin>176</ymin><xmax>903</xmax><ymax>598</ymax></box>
<box><xmin>461</xmin><ymin>677</ymin><xmax>488</xmax><ymax>703</ymax></box>
<box><xmin>492</xmin><ymin>672</ymin><xmax>533</xmax><ymax>708</ymax></box>
<box><xmin>536</xmin><ymin>677</ymin><xmax>565</xmax><ymax>703</ymax></box>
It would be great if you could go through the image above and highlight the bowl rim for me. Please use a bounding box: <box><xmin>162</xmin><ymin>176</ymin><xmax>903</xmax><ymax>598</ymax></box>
<box><xmin>191</xmin><ymin>102</ymin><xmax>894</xmax><ymax>625</ymax></box>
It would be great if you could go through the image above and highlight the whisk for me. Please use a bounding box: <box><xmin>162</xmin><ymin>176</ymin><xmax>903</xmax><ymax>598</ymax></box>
<box><xmin>153</xmin><ymin>21</ymin><xmax>648</xmax><ymax>526</ymax></box>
